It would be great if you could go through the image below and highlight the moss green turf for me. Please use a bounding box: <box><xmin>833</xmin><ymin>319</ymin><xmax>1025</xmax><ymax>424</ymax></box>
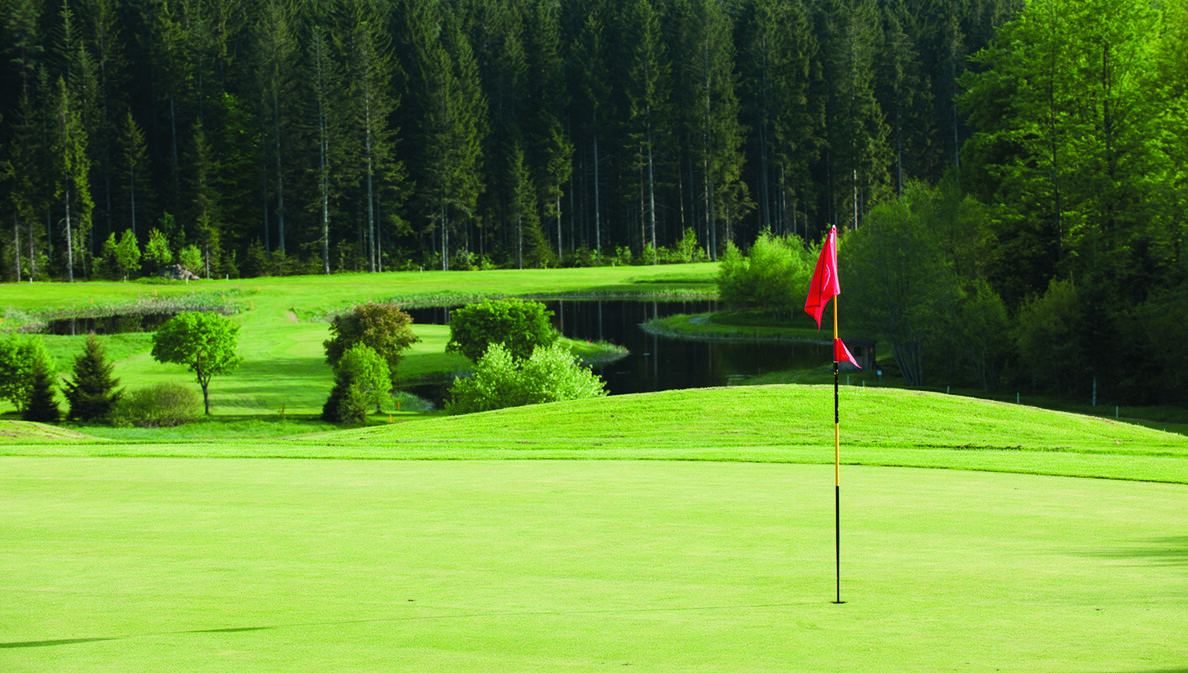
<box><xmin>3</xmin><ymin>269</ymin><xmax>1187</xmax><ymax>671</ymax></box>
<box><xmin>2</xmin><ymin>458</ymin><xmax>1185</xmax><ymax>672</ymax></box>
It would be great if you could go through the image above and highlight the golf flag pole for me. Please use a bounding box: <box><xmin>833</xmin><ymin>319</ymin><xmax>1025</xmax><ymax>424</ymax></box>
<box><xmin>804</xmin><ymin>225</ymin><xmax>847</xmax><ymax>604</ymax></box>
<box><xmin>833</xmin><ymin>293</ymin><xmax>841</xmax><ymax>605</ymax></box>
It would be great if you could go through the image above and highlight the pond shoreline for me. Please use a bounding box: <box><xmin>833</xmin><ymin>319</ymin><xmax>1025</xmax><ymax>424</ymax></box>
<box><xmin>640</xmin><ymin>313</ymin><xmax>833</xmax><ymax>345</ymax></box>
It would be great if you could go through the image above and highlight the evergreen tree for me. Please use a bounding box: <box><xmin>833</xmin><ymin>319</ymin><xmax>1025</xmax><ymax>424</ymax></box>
<box><xmin>22</xmin><ymin>353</ymin><xmax>60</xmax><ymax>423</ymax></box>
<box><xmin>818</xmin><ymin>0</ymin><xmax>889</xmax><ymax>232</ymax></box>
<box><xmin>404</xmin><ymin>0</ymin><xmax>484</xmax><ymax>270</ymax></box>
<box><xmin>335</xmin><ymin>0</ymin><xmax>400</xmax><ymax>273</ymax></box>
<box><xmin>63</xmin><ymin>333</ymin><xmax>123</xmax><ymax>422</ymax></box>
<box><xmin>622</xmin><ymin>0</ymin><xmax>668</xmax><ymax>257</ymax></box>
<box><xmin>53</xmin><ymin>75</ymin><xmax>94</xmax><ymax>282</ymax></box>
<box><xmin>254</xmin><ymin>0</ymin><xmax>298</xmax><ymax>255</ymax></box>
<box><xmin>524</xmin><ymin>0</ymin><xmax>574</xmax><ymax>259</ymax></box>
<box><xmin>117</xmin><ymin>110</ymin><xmax>149</xmax><ymax>237</ymax></box>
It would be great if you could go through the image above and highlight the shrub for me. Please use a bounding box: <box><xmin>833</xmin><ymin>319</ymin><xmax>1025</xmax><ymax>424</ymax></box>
<box><xmin>716</xmin><ymin>230</ymin><xmax>813</xmax><ymax>317</ymax></box>
<box><xmin>322</xmin><ymin>343</ymin><xmax>390</xmax><ymax>424</ymax></box>
<box><xmin>111</xmin><ymin>383</ymin><xmax>201</xmax><ymax>427</ymax></box>
<box><xmin>446</xmin><ymin>298</ymin><xmax>557</xmax><ymax>363</ymax></box>
<box><xmin>445</xmin><ymin>342</ymin><xmax>607</xmax><ymax>414</ymax></box>
<box><xmin>324</xmin><ymin>303</ymin><xmax>419</xmax><ymax>384</ymax></box>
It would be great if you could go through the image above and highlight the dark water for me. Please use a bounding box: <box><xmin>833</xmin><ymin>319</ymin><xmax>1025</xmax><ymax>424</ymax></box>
<box><xmin>43</xmin><ymin>312</ymin><xmax>179</xmax><ymax>336</ymax></box>
<box><xmin>404</xmin><ymin>300</ymin><xmax>827</xmax><ymax>404</ymax></box>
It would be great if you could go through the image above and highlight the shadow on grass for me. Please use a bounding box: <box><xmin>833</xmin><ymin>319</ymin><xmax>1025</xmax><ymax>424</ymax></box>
<box><xmin>1089</xmin><ymin>536</ymin><xmax>1188</xmax><ymax>568</ymax></box>
<box><xmin>0</xmin><ymin>637</ymin><xmax>124</xmax><ymax>649</ymax></box>
<box><xmin>0</xmin><ymin>600</ymin><xmax>812</xmax><ymax>649</ymax></box>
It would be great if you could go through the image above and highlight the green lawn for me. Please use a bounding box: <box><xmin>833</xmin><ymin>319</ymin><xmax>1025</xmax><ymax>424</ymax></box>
<box><xmin>1</xmin><ymin>265</ymin><xmax>718</xmax><ymax>417</ymax></box>
<box><xmin>2</xmin><ymin>457</ymin><xmax>1184</xmax><ymax>672</ymax></box>
<box><xmin>3</xmin><ymin>271</ymin><xmax>1187</xmax><ymax>671</ymax></box>
<box><xmin>11</xmin><ymin>386</ymin><xmax>1185</xmax><ymax>483</ymax></box>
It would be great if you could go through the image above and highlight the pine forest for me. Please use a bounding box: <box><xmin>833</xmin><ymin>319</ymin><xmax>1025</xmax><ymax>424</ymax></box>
<box><xmin>1</xmin><ymin>0</ymin><xmax>1186</xmax><ymax>403</ymax></box>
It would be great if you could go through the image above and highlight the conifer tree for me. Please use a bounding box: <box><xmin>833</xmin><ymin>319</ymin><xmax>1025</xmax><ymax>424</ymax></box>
<box><xmin>22</xmin><ymin>354</ymin><xmax>60</xmax><ymax>423</ymax></box>
<box><xmin>63</xmin><ymin>333</ymin><xmax>123</xmax><ymax>422</ymax></box>
<box><xmin>54</xmin><ymin>75</ymin><xmax>94</xmax><ymax>282</ymax></box>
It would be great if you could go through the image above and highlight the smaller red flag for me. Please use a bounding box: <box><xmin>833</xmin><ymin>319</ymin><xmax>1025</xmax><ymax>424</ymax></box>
<box><xmin>834</xmin><ymin>338</ymin><xmax>861</xmax><ymax>369</ymax></box>
<box><xmin>804</xmin><ymin>227</ymin><xmax>840</xmax><ymax>330</ymax></box>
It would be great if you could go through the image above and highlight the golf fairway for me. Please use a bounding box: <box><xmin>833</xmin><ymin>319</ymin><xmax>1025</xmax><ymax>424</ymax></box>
<box><xmin>2</xmin><ymin>458</ymin><xmax>1184</xmax><ymax>672</ymax></box>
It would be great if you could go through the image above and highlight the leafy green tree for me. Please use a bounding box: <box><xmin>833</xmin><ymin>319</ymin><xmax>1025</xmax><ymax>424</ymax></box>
<box><xmin>678</xmin><ymin>0</ymin><xmax>751</xmax><ymax>256</ymax></box>
<box><xmin>22</xmin><ymin>354</ymin><xmax>60</xmax><ymax>423</ymax></box>
<box><xmin>959</xmin><ymin>280</ymin><xmax>1011</xmax><ymax>393</ymax></box>
<box><xmin>844</xmin><ymin>185</ymin><xmax>958</xmax><ymax>386</ymax></box>
<box><xmin>0</xmin><ymin>335</ymin><xmax>52</xmax><ymax>413</ymax></box>
<box><xmin>446</xmin><ymin>298</ymin><xmax>557</xmax><ymax>363</ymax></box>
<box><xmin>143</xmin><ymin>227</ymin><xmax>172</xmax><ymax>270</ymax></box>
<box><xmin>445</xmin><ymin>342</ymin><xmax>606</xmax><ymax>414</ymax></box>
<box><xmin>960</xmin><ymin>0</ymin><xmax>1165</xmax><ymax>308</ymax></box>
<box><xmin>63</xmin><ymin>333</ymin><xmax>123</xmax><ymax>422</ymax></box>
<box><xmin>323</xmin><ymin>303</ymin><xmax>419</xmax><ymax>382</ymax></box>
<box><xmin>113</xmin><ymin>229</ymin><xmax>140</xmax><ymax>279</ymax></box>
<box><xmin>178</xmin><ymin>244</ymin><xmax>201</xmax><ymax>274</ymax></box>
<box><xmin>1014</xmin><ymin>278</ymin><xmax>1086</xmax><ymax>396</ymax></box>
<box><xmin>1132</xmin><ymin>281</ymin><xmax>1188</xmax><ymax>405</ymax></box>
<box><xmin>622</xmin><ymin>0</ymin><xmax>668</xmax><ymax>257</ymax></box>
<box><xmin>151</xmin><ymin>311</ymin><xmax>242</xmax><ymax>415</ymax></box>
<box><xmin>322</xmin><ymin>342</ymin><xmax>390</xmax><ymax>424</ymax></box>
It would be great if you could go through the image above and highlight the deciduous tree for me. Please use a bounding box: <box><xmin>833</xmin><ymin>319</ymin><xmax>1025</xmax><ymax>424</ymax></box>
<box><xmin>151</xmin><ymin>311</ymin><xmax>242</xmax><ymax>414</ymax></box>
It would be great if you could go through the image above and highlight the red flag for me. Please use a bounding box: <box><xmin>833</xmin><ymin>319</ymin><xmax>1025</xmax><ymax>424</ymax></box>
<box><xmin>804</xmin><ymin>226</ymin><xmax>840</xmax><ymax>330</ymax></box>
<box><xmin>834</xmin><ymin>338</ymin><xmax>861</xmax><ymax>369</ymax></box>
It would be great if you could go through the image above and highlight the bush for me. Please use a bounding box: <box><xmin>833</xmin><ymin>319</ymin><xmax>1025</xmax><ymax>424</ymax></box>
<box><xmin>716</xmin><ymin>230</ymin><xmax>813</xmax><ymax>317</ymax></box>
<box><xmin>111</xmin><ymin>383</ymin><xmax>202</xmax><ymax>427</ymax></box>
<box><xmin>446</xmin><ymin>298</ymin><xmax>557</xmax><ymax>363</ymax></box>
<box><xmin>322</xmin><ymin>343</ymin><xmax>391</xmax><ymax>424</ymax></box>
<box><xmin>445</xmin><ymin>342</ymin><xmax>607</xmax><ymax>414</ymax></box>
<box><xmin>324</xmin><ymin>303</ymin><xmax>419</xmax><ymax>384</ymax></box>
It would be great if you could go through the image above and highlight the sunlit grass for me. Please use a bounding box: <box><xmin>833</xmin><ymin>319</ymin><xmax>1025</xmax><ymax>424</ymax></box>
<box><xmin>2</xmin><ymin>458</ymin><xmax>1184</xmax><ymax>672</ymax></box>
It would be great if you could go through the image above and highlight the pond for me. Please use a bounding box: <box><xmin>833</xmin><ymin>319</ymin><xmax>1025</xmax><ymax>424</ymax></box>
<box><xmin>403</xmin><ymin>300</ymin><xmax>828</xmax><ymax>405</ymax></box>
<box><xmin>42</xmin><ymin>312</ymin><xmax>180</xmax><ymax>336</ymax></box>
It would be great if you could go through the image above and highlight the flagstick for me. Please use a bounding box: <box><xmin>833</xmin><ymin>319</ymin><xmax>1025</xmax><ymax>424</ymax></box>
<box><xmin>833</xmin><ymin>295</ymin><xmax>843</xmax><ymax>605</ymax></box>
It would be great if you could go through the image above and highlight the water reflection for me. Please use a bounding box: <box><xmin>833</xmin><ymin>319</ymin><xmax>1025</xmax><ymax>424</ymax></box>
<box><xmin>404</xmin><ymin>300</ymin><xmax>827</xmax><ymax>403</ymax></box>
<box><xmin>42</xmin><ymin>312</ymin><xmax>179</xmax><ymax>336</ymax></box>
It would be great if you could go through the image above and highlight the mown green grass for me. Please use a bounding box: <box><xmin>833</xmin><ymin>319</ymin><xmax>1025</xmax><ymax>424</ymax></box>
<box><xmin>1</xmin><ymin>265</ymin><xmax>717</xmax><ymax>417</ymax></box>
<box><xmin>4</xmin><ymin>271</ymin><xmax>1187</xmax><ymax>671</ymax></box>
<box><xmin>2</xmin><ymin>457</ymin><xmax>1185</xmax><ymax>672</ymax></box>
<box><xmin>6</xmin><ymin>386</ymin><xmax>1186</xmax><ymax>484</ymax></box>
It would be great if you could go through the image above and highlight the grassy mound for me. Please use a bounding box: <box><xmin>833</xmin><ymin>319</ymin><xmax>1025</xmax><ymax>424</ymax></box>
<box><xmin>8</xmin><ymin>386</ymin><xmax>1185</xmax><ymax>483</ymax></box>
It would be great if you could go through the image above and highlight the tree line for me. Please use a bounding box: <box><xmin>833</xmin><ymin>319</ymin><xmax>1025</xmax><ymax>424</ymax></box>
<box><xmin>1</xmin><ymin>0</ymin><xmax>1020</xmax><ymax>279</ymax></box>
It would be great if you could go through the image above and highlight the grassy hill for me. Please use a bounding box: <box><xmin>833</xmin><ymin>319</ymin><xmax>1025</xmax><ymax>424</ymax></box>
<box><xmin>6</xmin><ymin>386</ymin><xmax>1184</xmax><ymax>483</ymax></box>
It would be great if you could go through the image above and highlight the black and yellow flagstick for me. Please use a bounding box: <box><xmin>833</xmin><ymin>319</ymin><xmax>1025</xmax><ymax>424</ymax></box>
<box><xmin>833</xmin><ymin>295</ymin><xmax>843</xmax><ymax>605</ymax></box>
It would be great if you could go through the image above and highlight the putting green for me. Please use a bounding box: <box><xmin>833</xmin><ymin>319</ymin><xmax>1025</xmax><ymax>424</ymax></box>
<box><xmin>2</xmin><ymin>458</ymin><xmax>1184</xmax><ymax>672</ymax></box>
